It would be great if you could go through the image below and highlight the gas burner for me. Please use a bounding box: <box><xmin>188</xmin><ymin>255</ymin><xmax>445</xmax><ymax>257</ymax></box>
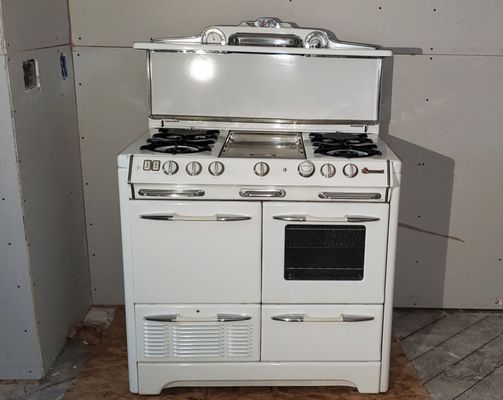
<box><xmin>140</xmin><ymin>128</ymin><xmax>219</xmax><ymax>153</ymax></box>
<box><xmin>310</xmin><ymin>132</ymin><xmax>382</xmax><ymax>158</ymax></box>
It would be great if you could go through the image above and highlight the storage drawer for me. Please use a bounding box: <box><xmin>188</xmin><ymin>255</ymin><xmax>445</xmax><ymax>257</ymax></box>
<box><xmin>261</xmin><ymin>305</ymin><xmax>383</xmax><ymax>362</ymax></box>
<box><xmin>136</xmin><ymin>304</ymin><xmax>260</xmax><ymax>363</ymax></box>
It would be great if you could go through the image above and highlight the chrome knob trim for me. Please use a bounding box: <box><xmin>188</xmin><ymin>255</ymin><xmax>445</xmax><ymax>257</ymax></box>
<box><xmin>162</xmin><ymin>160</ymin><xmax>179</xmax><ymax>175</ymax></box>
<box><xmin>254</xmin><ymin>162</ymin><xmax>270</xmax><ymax>177</ymax></box>
<box><xmin>298</xmin><ymin>161</ymin><xmax>315</xmax><ymax>178</ymax></box>
<box><xmin>208</xmin><ymin>161</ymin><xmax>225</xmax><ymax>176</ymax></box>
<box><xmin>186</xmin><ymin>161</ymin><xmax>202</xmax><ymax>176</ymax></box>
<box><xmin>320</xmin><ymin>163</ymin><xmax>336</xmax><ymax>178</ymax></box>
<box><xmin>343</xmin><ymin>163</ymin><xmax>359</xmax><ymax>178</ymax></box>
<box><xmin>202</xmin><ymin>28</ymin><xmax>226</xmax><ymax>45</ymax></box>
<box><xmin>305</xmin><ymin>31</ymin><xmax>328</xmax><ymax>49</ymax></box>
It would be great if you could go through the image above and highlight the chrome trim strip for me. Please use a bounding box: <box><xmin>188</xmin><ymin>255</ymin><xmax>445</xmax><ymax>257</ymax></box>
<box><xmin>239</xmin><ymin>188</ymin><xmax>286</xmax><ymax>198</ymax></box>
<box><xmin>273</xmin><ymin>215</ymin><xmax>307</xmax><ymax>222</ymax></box>
<box><xmin>139</xmin><ymin>213</ymin><xmax>251</xmax><ymax>222</ymax></box>
<box><xmin>216</xmin><ymin>215</ymin><xmax>252</xmax><ymax>222</ymax></box>
<box><xmin>150</xmin><ymin>113</ymin><xmax>377</xmax><ymax>125</ymax></box>
<box><xmin>342</xmin><ymin>314</ymin><xmax>376</xmax><ymax>322</ymax></box>
<box><xmin>272</xmin><ymin>314</ymin><xmax>305</xmax><ymax>322</ymax></box>
<box><xmin>144</xmin><ymin>314</ymin><xmax>251</xmax><ymax>323</ymax></box>
<box><xmin>271</xmin><ymin>314</ymin><xmax>375</xmax><ymax>323</ymax></box>
<box><xmin>146</xmin><ymin>48</ymin><xmax>390</xmax><ymax>58</ymax></box>
<box><xmin>318</xmin><ymin>192</ymin><xmax>382</xmax><ymax>200</ymax></box>
<box><xmin>347</xmin><ymin>216</ymin><xmax>380</xmax><ymax>222</ymax></box>
<box><xmin>137</xmin><ymin>189</ymin><xmax>205</xmax><ymax>198</ymax></box>
<box><xmin>217</xmin><ymin>313</ymin><xmax>252</xmax><ymax>322</ymax></box>
<box><xmin>127</xmin><ymin>154</ymin><xmax>134</xmax><ymax>183</ymax></box>
<box><xmin>272</xmin><ymin>214</ymin><xmax>380</xmax><ymax>223</ymax></box>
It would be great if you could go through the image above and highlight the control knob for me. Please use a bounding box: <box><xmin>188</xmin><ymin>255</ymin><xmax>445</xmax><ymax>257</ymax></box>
<box><xmin>254</xmin><ymin>162</ymin><xmax>270</xmax><ymax>177</ymax></box>
<box><xmin>162</xmin><ymin>160</ymin><xmax>179</xmax><ymax>175</ymax></box>
<box><xmin>320</xmin><ymin>163</ymin><xmax>336</xmax><ymax>178</ymax></box>
<box><xmin>298</xmin><ymin>161</ymin><xmax>315</xmax><ymax>177</ymax></box>
<box><xmin>208</xmin><ymin>161</ymin><xmax>225</xmax><ymax>176</ymax></box>
<box><xmin>186</xmin><ymin>161</ymin><xmax>202</xmax><ymax>176</ymax></box>
<box><xmin>343</xmin><ymin>163</ymin><xmax>359</xmax><ymax>178</ymax></box>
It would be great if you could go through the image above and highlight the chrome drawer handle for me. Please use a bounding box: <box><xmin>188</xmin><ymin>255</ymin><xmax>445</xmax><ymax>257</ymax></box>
<box><xmin>138</xmin><ymin>189</ymin><xmax>205</xmax><ymax>198</ymax></box>
<box><xmin>239</xmin><ymin>188</ymin><xmax>286</xmax><ymax>198</ymax></box>
<box><xmin>273</xmin><ymin>214</ymin><xmax>379</xmax><ymax>223</ymax></box>
<box><xmin>271</xmin><ymin>314</ymin><xmax>375</xmax><ymax>323</ymax></box>
<box><xmin>318</xmin><ymin>192</ymin><xmax>381</xmax><ymax>200</ymax></box>
<box><xmin>144</xmin><ymin>313</ymin><xmax>252</xmax><ymax>323</ymax></box>
<box><xmin>139</xmin><ymin>213</ymin><xmax>251</xmax><ymax>222</ymax></box>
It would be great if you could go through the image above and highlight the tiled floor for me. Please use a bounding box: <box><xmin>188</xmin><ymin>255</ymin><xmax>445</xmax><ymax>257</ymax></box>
<box><xmin>2</xmin><ymin>308</ymin><xmax>503</xmax><ymax>399</ymax></box>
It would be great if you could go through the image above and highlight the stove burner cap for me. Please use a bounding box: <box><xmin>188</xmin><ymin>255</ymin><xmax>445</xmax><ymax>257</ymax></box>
<box><xmin>310</xmin><ymin>132</ymin><xmax>382</xmax><ymax>159</ymax></box>
<box><xmin>140</xmin><ymin>128</ymin><xmax>219</xmax><ymax>154</ymax></box>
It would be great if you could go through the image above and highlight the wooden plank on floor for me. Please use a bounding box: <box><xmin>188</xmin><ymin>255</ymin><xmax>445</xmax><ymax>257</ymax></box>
<box><xmin>456</xmin><ymin>364</ymin><xmax>503</xmax><ymax>400</ymax></box>
<box><xmin>413</xmin><ymin>315</ymin><xmax>503</xmax><ymax>382</ymax></box>
<box><xmin>392</xmin><ymin>309</ymin><xmax>447</xmax><ymax>341</ymax></box>
<box><xmin>425</xmin><ymin>334</ymin><xmax>503</xmax><ymax>400</ymax></box>
<box><xmin>400</xmin><ymin>312</ymin><xmax>487</xmax><ymax>360</ymax></box>
<box><xmin>392</xmin><ymin>308</ymin><xmax>409</xmax><ymax>319</ymax></box>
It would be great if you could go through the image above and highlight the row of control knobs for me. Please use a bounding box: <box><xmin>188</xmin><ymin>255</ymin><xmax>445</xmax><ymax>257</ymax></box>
<box><xmin>297</xmin><ymin>161</ymin><xmax>358</xmax><ymax>178</ymax></box>
<box><xmin>163</xmin><ymin>161</ymin><xmax>225</xmax><ymax>176</ymax></box>
<box><xmin>162</xmin><ymin>160</ymin><xmax>359</xmax><ymax>178</ymax></box>
<box><xmin>254</xmin><ymin>161</ymin><xmax>359</xmax><ymax>178</ymax></box>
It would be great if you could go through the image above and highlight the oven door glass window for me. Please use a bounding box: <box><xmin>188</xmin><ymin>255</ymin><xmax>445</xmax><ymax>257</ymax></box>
<box><xmin>284</xmin><ymin>225</ymin><xmax>365</xmax><ymax>281</ymax></box>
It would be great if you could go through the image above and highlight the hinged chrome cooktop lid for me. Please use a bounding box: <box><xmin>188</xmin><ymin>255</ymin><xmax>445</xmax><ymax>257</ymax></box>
<box><xmin>135</xmin><ymin>18</ymin><xmax>392</xmax><ymax>130</ymax></box>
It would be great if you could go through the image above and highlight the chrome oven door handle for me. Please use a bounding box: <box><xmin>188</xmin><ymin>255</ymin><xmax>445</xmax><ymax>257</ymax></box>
<box><xmin>239</xmin><ymin>188</ymin><xmax>286</xmax><ymax>198</ymax></box>
<box><xmin>138</xmin><ymin>189</ymin><xmax>205</xmax><ymax>198</ymax></box>
<box><xmin>139</xmin><ymin>213</ymin><xmax>251</xmax><ymax>222</ymax></box>
<box><xmin>272</xmin><ymin>214</ymin><xmax>380</xmax><ymax>223</ymax></box>
<box><xmin>318</xmin><ymin>192</ymin><xmax>382</xmax><ymax>200</ymax></box>
<box><xmin>144</xmin><ymin>314</ymin><xmax>252</xmax><ymax>323</ymax></box>
<box><xmin>271</xmin><ymin>314</ymin><xmax>375</xmax><ymax>323</ymax></box>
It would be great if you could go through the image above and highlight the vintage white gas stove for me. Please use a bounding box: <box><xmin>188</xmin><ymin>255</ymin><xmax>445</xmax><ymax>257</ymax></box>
<box><xmin>118</xmin><ymin>17</ymin><xmax>401</xmax><ymax>395</ymax></box>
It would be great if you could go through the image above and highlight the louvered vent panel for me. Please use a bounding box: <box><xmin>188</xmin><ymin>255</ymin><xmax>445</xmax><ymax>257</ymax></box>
<box><xmin>143</xmin><ymin>320</ymin><xmax>169</xmax><ymax>358</ymax></box>
<box><xmin>173</xmin><ymin>323</ymin><xmax>224</xmax><ymax>358</ymax></box>
<box><xmin>227</xmin><ymin>324</ymin><xmax>253</xmax><ymax>357</ymax></box>
<box><xmin>142</xmin><ymin>320</ymin><xmax>254</xmax><ymax>361</ymax></box>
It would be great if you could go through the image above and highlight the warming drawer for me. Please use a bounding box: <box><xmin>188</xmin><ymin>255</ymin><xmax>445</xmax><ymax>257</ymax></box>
<box><xmin>261</xmin><ymin>304</ymin><xmax>383</xmax><ymax>362</ymax></box>
<box><xmin>135</xmin><ymin>304</ymin><xmax>260</xmax><ymax>363</ymax></box>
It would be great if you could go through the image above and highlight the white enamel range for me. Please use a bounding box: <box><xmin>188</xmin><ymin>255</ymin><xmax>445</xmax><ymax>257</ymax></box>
<box><xmin>118</xmin><ymin>17</ymin><xmax>401</xmax><ymax>395</ymax></box>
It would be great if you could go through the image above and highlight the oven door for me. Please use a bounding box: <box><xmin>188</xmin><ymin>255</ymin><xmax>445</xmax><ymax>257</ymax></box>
<box><xmin>262</xmin><ymin>202</ymin><xmax>389</xmax><ymax>303</ymax></box>
<box><xmin>129</xmin><ymin>200</ymin><xmax>261</xmax><ymax>303</ymax></box>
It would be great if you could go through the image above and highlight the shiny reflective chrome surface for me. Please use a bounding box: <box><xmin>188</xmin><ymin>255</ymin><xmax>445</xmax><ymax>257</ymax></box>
<box><xmin>228</xmin><ymin>33</ymin><xmax>303</xmax><ymax>47</ymax></box>
<box><xmin>220</xmin><ymin>131</ymin><xmax>305</xmax><ymax>159</ymax></box>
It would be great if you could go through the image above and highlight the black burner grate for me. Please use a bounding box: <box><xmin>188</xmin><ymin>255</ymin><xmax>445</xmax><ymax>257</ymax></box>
<box><xmin>140</xmin><ymin>128</ymin><xmax>219</xmax><ymax>154</ymax></box>
<box><xmin>310</xmin><ymin>132</ymin><xmax>382</xmax><ymax>158</ymax></box>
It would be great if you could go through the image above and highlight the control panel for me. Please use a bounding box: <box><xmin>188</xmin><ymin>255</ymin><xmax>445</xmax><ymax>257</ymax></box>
<box><xmin>133</xmin><ymin>156</ymin><xmax>389</xmax><ymax>188</ymax></box>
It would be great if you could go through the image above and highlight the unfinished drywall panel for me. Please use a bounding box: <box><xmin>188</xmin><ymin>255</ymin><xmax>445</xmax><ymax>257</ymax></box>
<box><xmin>68</xmin><ymin>0</ymin><xmax>503</xmax><ymax>55</ymax></box>
<box><xmin>7</xmin><ymin>45</ymin><xmax>91</xmax><ymax>370</ymax></box>
<box><xmin>389</xmin><ymin>55</ymin><xmax>503</xmax><ymax>309</ymax></box>
<box><xmin>0</xmin><ymin>2</ymin><xmax>5</xmax><ymax>54</ymax></box>
<box><xmin>73</xmin><ymin>46</ymin><xmax>148</xmax><ymax>304</ymax></box>
<box><xmin>0</xmin><ymin>55</ymin><xmax>43</xmax><ymax>379</ymax></box>
<box><xmin>1</xmin><ymin>0</ymin><xmax>70</xmax><ymax>52</ymax></box>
